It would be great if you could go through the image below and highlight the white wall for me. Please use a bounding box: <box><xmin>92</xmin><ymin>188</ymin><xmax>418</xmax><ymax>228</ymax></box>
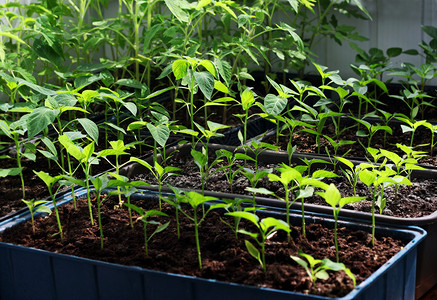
<box><xmin>313</xmin><ymin>0</ymin><xmax>437</xmax><ymax>83</ymax></box>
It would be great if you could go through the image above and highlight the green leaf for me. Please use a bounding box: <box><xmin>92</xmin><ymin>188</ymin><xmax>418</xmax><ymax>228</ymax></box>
<box><xmin>264</xmin><ymin>94</ymin><xmax>287</xmax><ymax>115</ymax></box>
<box><xmin>245</xmin><ymin>240</ymin><xmax>262</xmax><ymax>265</ymax></box>
<box><xmin>199</xmin><ymin>60</ymin><xmax>217</xmax><ymax>78</ymax></box>
<box><xmin>0</xmin><ymin>31</ymin><xmax>27</xmax><ymax>46</ymax></box>
<box><xmin>33</xmin><ymin>37</ymin><xmax>63</xmax><ymax>68</ymax></box>
<box><xmin>386</xmin><ymin>47</ymin><xmax>402</xmax><ymax>58</ymax></box>
<box><xmin>335</xmin><ymin>156</ymin><xmax>354</xmax><ymax>170</ymax></box>
<box><xmin>312</xmin><ymin>170</ymin><xmax>338</xmax><ymax>179</ymax></box>
<box><xmin>34</xmin><ymin>170</ymin><xmax>59</xmax><ymax>188</ymax></box>
<box><xmin>164</xmin><ymin>0</ymin><xmax>190</xmax><ymax>23</ymax></box>
<box><xmin>315</xmin><ymin>270</ymin><xmax>329</xmax><ymax>280</ymax></box>
<box><xmin>58</xmin><ymin>134</ymin><xmax>84</xmax><ymax>162</ymax></box>
<box><xmin>146</xmin><ymin>123</ymin><xmax>170</xmax><ymax>148</ymax></box>
<box><xmin>194</xmin><ymin>71</ymin><xmax>214</xmax><ymax>100</ymax></box>
<box><xmin>104</xmin><ymin>122</ymin><xmax>126</xmax><ymax>135</ymax></box>
<box><xmin>241</xmin><ymin>88</ymin><xmax>255</xmax><ymax>110</ymax></box>
<box><xmin>34</xmin><ymin>204</ymin><xmax>52</xmax><ymax>215</ymax></box>
<box><xmin>185</xmin><ymin>191</ymin><xmax>215</xmax><ymax>208</ymax></box>
<box><xmin>0</xmin><ymin>120</ymin><xmax>12</xmax><ymax>138</ymax></box>
<box><xmin>123</xmin><ymin>102</ymin><xmax>137</xmax><ymax>116</ymax></box>
<box><xmin>215</xmin><ymin>59</ymin><xmax>231</xmax><ymax>86</ymax></box>
<box><xmin>423</xmin><ymin>25</ymin><xmax>437</xmax><ymax>39</ymax></box>
<box><xmin>351</xmin><ymin>0</ymin><xmax>372</xmax><ymax>20</ymax></box>
<box><xmin>116</xmin><ymin>78</ymin><xmax>148</xmax><ymax>92</ymax></box>
<box><xmin>41</xmin><ymin>136</ymin><xmax>58</xmax><ymax>155</ymax></box>
<box><xmin>320</xmin><ymin>184</ymin><xmax>341</xmax><ymax>208</ymax></box>
<box><xmin>74</xmin><ymin>74</ymin><xmax>103</xmax><ymax>90</ymax></box>
<box><xmin>78</xmin><ymin>118</ymin><xmax>99</xmax><ymax>144</ymax></box>
<box><xmin>246</xmin><ymin>187</ymin><xmax>275</xmax><ymax>196</ymax></box>
<box><xmin>226</xmin><ymin>211</ymin><xmax>259</xmax><ymax>226</ymax></box>
<box><xmin>261</xmin><ymin>217</ymin><xmax>290</xmax><ymax>233</ymax></box>
<box><xmin>359</xmin><ymin>169</ymin><xmax>376</xmax><ymax>187</ymax></box>
<box><xmin>26</xmin><ymin>107</ymin><xmax>58</xmax><ymax>139</ymax></box>
<box><xmin>191</xmin><ymin>148</ymin><xmax>208</xmax><ymax>168</ymax></box>
<box><xmin>82</xmin><ymin>142</ymin><xmax>95</xmax><ymax>162</ymax></box>
<box><xmin>214</xmin><ymin>81</ymin><xmax>229</xmax><ymax>94</ymax></box>
<box><xmin>172</xmin><ymin>59</ymin><xmax>190</xmax><ymax>80</ymax></box>
<box><xmin>0</xmin><ymin>167</ymin><xmax>23</xmax><ymax>177</ymax></box>
<box><xmin>290</xmin><ymin>254</ymin><xmax>308</xmax><ymax>269</ymax></box>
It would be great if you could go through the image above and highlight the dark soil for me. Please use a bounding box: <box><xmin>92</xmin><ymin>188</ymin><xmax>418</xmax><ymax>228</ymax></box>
<box><xmin>0</xmin><ymin>194</ymin><xmax>405</xmax><ymax>298</ymax></box>
<box><xmin>131</xmin><ymin>147</ymin><xmax>437</xmax><ymax>218</ymax></box>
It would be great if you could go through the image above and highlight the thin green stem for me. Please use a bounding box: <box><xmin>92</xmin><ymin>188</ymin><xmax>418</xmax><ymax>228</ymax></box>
<box><xmin>49</xmin><ymin>188</ymin><xmax>63</xmax><ymax>242</ymax></box>
<box><xmin>194</xmin><ymin>209</ymin><xmax>202</xmax><ymax>269</ymax></box>
<box><xmin>97</xmin><ymin>194</ymin><xmax>104</xmax><ymax>249</ymax></box>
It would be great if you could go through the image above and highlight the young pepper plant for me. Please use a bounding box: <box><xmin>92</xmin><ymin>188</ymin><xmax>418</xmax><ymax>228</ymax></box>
<box><xmin>58</xmin><ymin>134</ymin><xmax>99</xmax><ymax>225</ymax></box>
<box><xmin>98</xmin><ymin>140</ymin><xmax>137</xmax><ymax>205</ymax></box>
<box><xmin>226</xmin><ymin>211</ymin><xmax>290</xmax><ymax>273</ymax></box>
<box><xmin>317</xmin><ymin>184</ymin><xmax>365</xmax><ymax>262</ymax></box>
<box><xmin>349</xmin><ymin>115</ymin><xmax>393</xmax><ymax>150</ymax></box>
<box><xmin>191</xmin><ymin>121</ymin><xmax>230</xmax><ymax>194</ymax></box>
<box><xmin>22</xmin><ymin>199</ymin><xmax>51</xmax><ymax>235</ymax></box>
<box><xmin>0</xmin><ymin>118</ymin><xmax>36</xmax><ymax>200</ymax></box>
<box><xmin>129</xmin><ymin>157</ymin><xmax>181</xmax><ymax>209</ymax></box>
<box><xmin>358</xmin><ymin>165</ymin><xmax>398</xmax><ymax>246</ymax></box>
<box><xmin>172</xmin><ymin>190</ymin><xmax>228</xmax><ymax>269</ymax></box>
<box><xmin>291</xmin><ymin>250</ymin><xmax>356</xmax><ymax>289</ymax></box>
<box><xmin>33</xmin><ymin>171</ymin><xmax>64</xmax><ymax>241</ymax></box>
<box><xmin>170</xmin><ymin>57</ymin><xmax>227</xmax><ymax>144</ymax></box>
<box><xmin>124</xmin><ymin>202</ymin><xmax>170</xmax><ymax>256</ymax></box>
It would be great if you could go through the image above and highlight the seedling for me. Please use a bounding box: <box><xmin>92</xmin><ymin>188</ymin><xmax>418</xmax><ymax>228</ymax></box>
<box><xmin>396</xmin><ymin>144</ymin><xmax>428</xmax><ymax>188</ymax></box>
<box><xmin>58</xmin><ymin>134</ymin><xmax>99</xmax><ymax>225</ymax></box>
<box><xmin>317</xmin><ymin>184</ymin><xmax>365</xmax><ymax>261</ymax></box>
<box><xmin>253</xmin><ymin>164</ymin><xmax>332</xmax><ymax>238</ymax></box>
<box><xmin>395</xmin><ymin>116</ymin><xmax>427</xmax><ymax>147</ymax></box>
<box><xmin>226</xmin><ymin>211</ymin><xmax>290</xmax><ymax>272</ymax></box>
<box><xmin>235</xmin><ymin>88</ymin><xmax>257</xmax><ymax>145</ymax></box>
<box><xmin>215</xmin><ymin>149</ymin><xmax>252</xmax><ymax>193</ymax></box>
<box><xmin>240</xmin><ymin>167</ymin><xmax>272</xmax><ymax>202</ymax></box>
<box><xmin>22</xmin><ymin>199</ymin><xmax>51</xmax><ymax>234</ymax></box>
<box><xmin>0</xmin><ymin>119</ymin><xmax>36</xmax><ymax>199</ymax></box>
<box><xmin>349</xmin><ymin>115</ymin><xmax>392</xmax><ymax>150</ymax></box>
<box><xmin>127</xmin><ymin>109</ymin><xmax>174</xmax><ymax>162</ymax></box>
<box><xmin>265</xmin><ymin>164</ymin><xmax>302</xmax><ymax>240</ymax></box>
<box><xmin>335</xmin><ymin>156</ymin><xmax>361</xmax><ymax>196</ymax></box>
<box><xmin>296</xmin><ymin>100</ymin><xmax>343</xmax><ymax>154</ymax></box>
<box><xmin>323</xmin><ymin>136</ymin><xmax>355</xmax><ymax>170</ymax></box>
<box><xmin>107</xmin><ymin>173</ymin><xmax>151</xmax><ymax>227</ymax></box>
<box><xmin>191</xmin><ymin>121</ymin><xmax>230</xmax><ymax>194</ymax></box>
<box><xmin>129</xmin><ymin>157</ymin><xmax>181</xmax><ymax>209</ymax></box>
<box><xmin>358</xmin><ymin>166</ymin><xmax>398</xmax><ymax>245</ymax></box>
<box><xmin>291</xmin><ymin>250</ymin><xmax>356</xmax><ymax>289</ymax></box>
<box><xmin>33</xmin><ymin>171</ymin><xmax>64</xmax><ymax>241</ymax></box>
<box><xmin>170</xmin><ymin>57</ymin><xmax>226</xmax><ymax>144</ymax></box>
<box><xmin>171</xmin><ymin>190</ymin><xmax>228</xmax><ymax>269</ymax></box>
<box><xmin>220</xmin><ymin>197</ymin><xmax>258</xmax><ymax>239</ymax></box>
<box><xmin>123</xmin><ymin>203</ymin><xmax>170</xmax><ymax>256</ymax></box>
<box><xmin>98</xmin><ymin>140</ymin><xmax>136</xmax><ymax>205</ymax></box>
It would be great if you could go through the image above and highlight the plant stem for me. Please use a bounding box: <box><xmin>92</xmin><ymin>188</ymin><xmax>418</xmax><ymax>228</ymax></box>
<box><xmin>334</xmin><ymin>214</ymin><xmax>339</xmax><ymax>262</ymax></box>
<box><xmin>49</xmin><ymin>188</ymin><xmax>63</xmax><ymax>242</ymax></box>
<box><xmin>14</xmin><ymin>138</ymin><xmax>25</xmax><ymax>199</ymax></box>
<box><xmin>97</xmin><ymin>193</ymin><xmax>104</xmax><ymax>249</ymax></box>
<box><xmin>194</xmin><ymin>209</ymin><xmax>202</xmax><ymax>269</ymax></box>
